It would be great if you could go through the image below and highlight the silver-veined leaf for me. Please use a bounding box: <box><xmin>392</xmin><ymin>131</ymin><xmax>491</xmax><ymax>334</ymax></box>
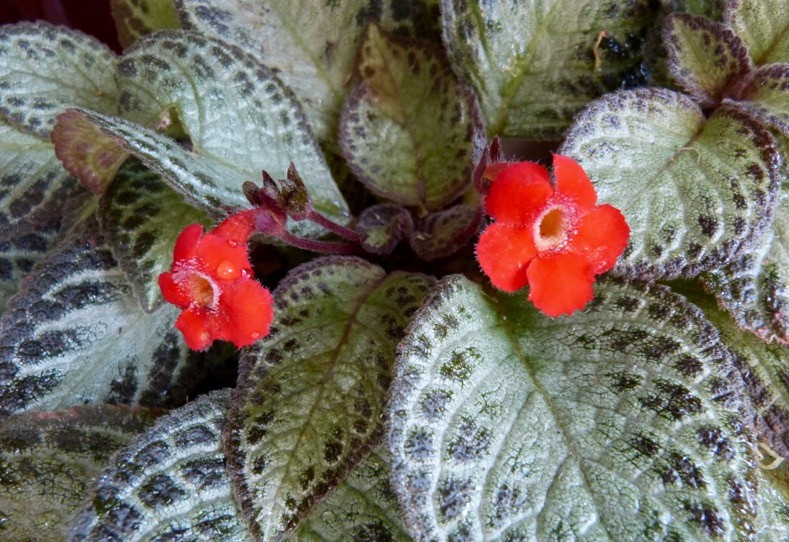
<box><xmin>727</xmin><ymin>63</ymin><xmax>789</xmax><ymax>136</ymax></box>
<box><xmin>111</xmin><ymin>0</ymin><xmax>181</xmax><ymax>49</ymax></box>
<box><xmin>726</xmin><ymin>0</ymin><xmax>789</xmax><ymax>65</ymax></box>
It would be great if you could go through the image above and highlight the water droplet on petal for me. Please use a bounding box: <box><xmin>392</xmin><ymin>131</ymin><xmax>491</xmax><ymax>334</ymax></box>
<box><xmin>227</xmin><ymin>240</ymin><xmax>238</xmax><ymax>247</ymax></box>
<box><xmin>216</xmin><ymin>259</ymin><xmax>240</xmax><ymax>280</ymax></box>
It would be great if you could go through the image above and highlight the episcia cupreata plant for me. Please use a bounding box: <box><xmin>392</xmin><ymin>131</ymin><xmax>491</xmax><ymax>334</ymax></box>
<box><xmin>1</xmin><ymin>0</ymin><xmax>789</xmax><ymax>540</ymax></box>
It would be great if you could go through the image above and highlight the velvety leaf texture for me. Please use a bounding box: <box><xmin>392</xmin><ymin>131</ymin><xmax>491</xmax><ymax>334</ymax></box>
<box><xmin>663</xmin><ymin>13</ymin><xmax>751</xmax><ymax>107</ymax></box>
<box><xmin>225</xmin><ymin>257</ymin><xmax>433</xmax><ymax>541</ymax></box>
<box><xmin>560</xmin><ymin>88</ymin><xmax>779</xmax><ymax>280</ymax></box>
<box><xmin>99</xmin><ymin>159</ymin><xmax>211</xmax><ymax>312</ymax></box>
<box><xmin>340</xmin><ymin>25</ymin><xmax>482</xmax><ymax>211</ymax></box>
<box><xmin>357</xmin><ymin>203</ymin><xmax>413</xmax><ymax>256</ymax></box>
<box><xmin>389</xmin><ymin>276</ymin><xmax>773</xmax><ymax>540</ymax></box>
<box><xmin>289</xmin><ymin>445</ymin><xmax>410</xmax><ymax>542</ymax></box>
<box><xmin>410</xmin><ymin>204</ymin><xmax>480</xmax><ymax>261</ymax></box>
<box><xmin>111</xmin><ymin>0</ymin><xmax>181</xmax><ymax>49</ymax></box>
<box><xmin>68</xmin><ymin>390</ymin><xmax>251</xmax><ymax>542</ymax></box>
<box><xmin>0</xmin><ymin>22</ymin><xmax>118</xmax><ymax>138</ymax></box>
<box><xmin>726</xmin><ymin>0</ymin><xmax>789</xmax><ymax>65</ymax></box>
<box><xmin>728</xmin><ymin>63</ymin><xmax>789</xmax><ymax>135</ymax></box>
<box><xmin>441</xmin><ymin>0</ymin><xmax>656</xmax><ymax>138</ymax></box>
<box><xmin>0</xmin><ymin>224</ymin><xmax>193</xmax><ymax>416</ymax></box>
<box><xmin>0</xmin><ymin>405</ymin><xmax>156</xmax><ymax>542</ymax></box>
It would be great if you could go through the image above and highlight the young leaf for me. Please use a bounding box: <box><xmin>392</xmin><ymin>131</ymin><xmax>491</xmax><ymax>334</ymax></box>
<box><xmin>111</xmin><ymin>0</ymin><xmax>181</xmax><ymax>49</ymax></box>
<box><xmin>440</xmin><ymin>0</ymin><xmax>656</xmax><ymax>138</ymax></box>
<box><xmin>410</xmin><ymin>204</ymin><xmax>480</xmax><ymax>261</ymax></box>
<box><xmin>68</xmin><ymin>390</ymin><xmax>251</xmax><ymax>542</ymax></box>
<box><xmin>289</xmin><ymin>445</ymin><xmax>410</xmax><ymax>542</ymax></box>
<box><xmin>356</xmin><ymin>203</ymin><xmax>413</xmax><ymax>256</ymax></box>
<box><xmin>560</xmin><ymin>88</ymin><xmax>779</xmax><ymax>280</ymax></box>
<box><xmin>0</xmin><ymin>405</ymin><xmax>156</xmax><ymax>542</ymax></box>
<box><xmin>340</xmin><ymin>25</ymin><xmax>482</xmax><ymax>211</ymax></box>
<box><xmin>389</xmin><ymin>276</ymin><xmax>769</xmax><ymax>540</ymax></box>
<box><xmin>727</xmin><ymin>63</ymin><xmax>789</xmax><ymax>135</ymax></box>
<box><xmin>726</xmin><ymin>0</ymin><xmax>789</xmax><ymax>65</ymax></box>
<box><xmin>663</xmin><ymin>13</ymin><xmax>751</xmax><ymax>107</ymax></box>
<box><xmin>702</xmin><ymin>169</ymin><xmax>789</xmax><ymax>344</ymax></box>
<box><xmin>99</xmin><ymin>159</ymin><xmax>211</xmax><ymax>312</ymax></box>
<box><xmin>0</xmin><ymin>22</ymin><xmax>118</xmax><ymax>138</ymax></box>
<box><xmin>0</xmin><ymin>223</ymin><xmax>193</xmax><ymax>416</ymax></box>
<box><xmin>225</xmin><ymin>257</ymin><xmax>433</xmax><ymax>541</ymax></box>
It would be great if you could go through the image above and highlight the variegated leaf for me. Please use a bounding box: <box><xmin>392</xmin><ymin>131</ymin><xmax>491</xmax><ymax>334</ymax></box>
<box><xmin>225</xmin><ymin>257</ymin><xmax>433</xmax><ymax>541</ymax></box>
<box><xmin>0</xmin><ymin>405</ymin><xmax>156</xmax><ymax>542</ymax></box>
<box><xmin>728</xmin><ymin>63</ymin><xmax>789</xmax><ymax>135</ymax></box>
<box><xmin>111</xmin><ymin>0</ymin><xmax>181</xmax><ymax>49</ymax></box>
<box><xmin>357</xmin><ymin>204</ymin><xmax>413</xmax><ymax>256</ymax></box>
<box><xmin>726</xmin><ymin>0</ymin><xmax>789</xmax><ymax>65</ymax></box>
<box><xmin>410</xmin><ymin>204</ymin><xmax>480</xmax><ymax>261</ymax></box>
<box><xmin>560</xmin><ymin>88</ymin><xmax>779</xmax><ymax>280</ymax></box>
<box><xmin>389</xmin><ymin>276</ymin><xmax>769</xmax><ymax>540</ymax></box>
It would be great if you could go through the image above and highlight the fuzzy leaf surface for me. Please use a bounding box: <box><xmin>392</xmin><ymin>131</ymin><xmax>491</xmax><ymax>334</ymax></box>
<box><xmin>340</xmin><ymin>25</ymin><xmax>481</xmax><ymax>211</ymax></box>
<box><xmin>0</xmin><ymin>405</ymin><xmax>156</xmax><ymax>542</ymax></box>
<box><xmin>68</xmin><ymin>390</ymin><xmax>251</xmax><ymax>542</ymax></box>
<box><xmin>726</xmin><ymin>0</ymin><xmax>789</xmax><ymax>65</ymax></box>
<box><xmin>388</xmin><ymin>276</ymin><xmax>772</xmax><ymax>540</ymax></box>
<box><xmin>225</xmin><ymin>257</ymin><xmax>433</xmax><ymax>541</ymax></box>
<box><xmin>663</xmin><ymin>13</ymin><xmax>750</xmax><ymax>106</ymax></box>
<box><xmin>0</xmin><ymin>22</ymin><xmax>117</xmax><ymax>138</ymax></box>
<box><xmin>410</xmin><ymin>204</ymin><xmax>480</xmax><ymax>261</ymax></box>
<box><xmin>111</xmin><ymin>0</ymin><xmax>181</xmax><ymax>49</ymax></box>
<box><xmin>289</xmin><ymin>445</ymin><xmax>410</xmax><ymax>542</ymax></box>
<box><xmin>99</xmin><ymin>159</ymin><xmax>210</xmax><ymax>312</ymax></box>
<box><xmin>357</xmin><ymin>204</ymin><xmax>413</xmax><ymax>256</ymax></box>
<box><xmin>728</xmin><ymin>63</ymin><xmax>789</xmax><ymax>135</ymax></box>
<box><xmin>441</xmin><ymin>0</ymin><xmax>656</xmax><ymax>138</ymax></box>
<box><xmin>560</xmin><ymin>88</ymin><xmax>778</xmax><ymax>280</ymax></box>
<box><xmin>0</xmin><ymin>224</ymin><xmax>193</xmax><ymax>416</ymax></box>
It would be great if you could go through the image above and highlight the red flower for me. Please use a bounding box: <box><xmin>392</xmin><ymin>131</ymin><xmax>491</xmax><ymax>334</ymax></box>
<box><xmin>159</xmin><ymin>210</ymin><xmax>274</xmax><ymax>350</ymax></box>
<box><xmin>476</xmin><ymin>155</ymin><xmax>629</xmax><ymax>317</ymax></box>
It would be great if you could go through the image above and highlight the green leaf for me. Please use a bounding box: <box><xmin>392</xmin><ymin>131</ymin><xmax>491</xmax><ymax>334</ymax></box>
<box><xmin>0</xmin><ymin>22</ymin><xmax>118</xmax><ymax>138</ymax></box>
<box><xmin>69</xmin><ymin>390</ymin><xmax>252</xmax><ymax>542</ymax></box>
<box><xmin>340</xmin><ymin>25</ymin><xmax>482</xmax><ymax>212</ymax></box>
<box><xmin>111</xmin><ymin>0</ymin><xmax>181</xmax><ymax>49</ymax></box>
<box><xmin>0</xmin><ymin>405</ymin><xmax>155</xmax><ymax>542</ymax></box>
<box><xmin>410</xmin><ymin>204</ymin><xmax>480</xmax><ymax>261</ymax></box>
<box><xmin>0</xmin><ymin>222</ymin><xmax>193</xmax><ymax>416</ymax></box>
<box><xmin>440</xmin><ymin>0</ymin><xmax>657</xmax><ymax>138</ymax></box>
<box><xmin>726</xmin><ymin>0</ymin><xmax>789</xmax><ymax>65</ymax></box>
<box><xmin>663</xmin><ymin>13</ymin><xmax>751</xmax><ymax>106</ymax></box>
<box><xmin>289</xmin><ymin>445</ymin><xmax>410</xmax><ymax>542</ymax></box>
<box><xmin>0</xmin><ymin>118</ymin><xmax>88</xmax><ymax>227</ymax></box>
<box><xmin>389</xmin><ymin>276</ymin><xmax>769</xmax><ymax>540</ymax></box>
<box><xmin>357</xmin><ymin>204</ymin><xmax>413</xmax><ymax>256</ymax></box>
<box><xmin>728</xmin><ymin>63</ymin><xmax>789</xmax><ymax>135</ymax></box>
<box><xmin>225</xmin><ymin>257</ymin><xmax>433</xmax><ymax>541</ymax></box>
<box><xmin>560</xmin><ymin>88</ymin><xmax>779</xmax><ymax>280</ymax></box>
<box><xmin>99</xmin><ymin>159</ymin><xmax>211</xmax><ymax>312</ymax></box>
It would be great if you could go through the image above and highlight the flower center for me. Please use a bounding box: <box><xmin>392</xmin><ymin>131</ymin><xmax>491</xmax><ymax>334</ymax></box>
<box><xmin>535</xmin><ymin>206</ymin><xmax>569</xmax><ymax>252</ymax></box>
<box><xmin>184</xmin><ymin>271</ymin><xmax>219</xmax><ymax>308</ymax></box>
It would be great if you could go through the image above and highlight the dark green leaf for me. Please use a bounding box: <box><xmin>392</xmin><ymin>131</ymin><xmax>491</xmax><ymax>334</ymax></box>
<box><xmin>111</xmin><ymin>0</ymin><xmax>181</xmax><ymax>49</ymax></box>
<box><xmin>726</xmin><ymin>0</ymin><xmax>789</xmax><ymax>65</ymax></box>
<box><xmin>410</xmin><ymin>204</ymin><xmax>480</xmax><ymax>261</ymax></box>
<box><xmin>441</xmin><ymin>0</ymin><xmax>657</xmax><ymax>138</ymax></box>
<box><xmin>389</xmin><ymin>276</ymin><xmax>770</xmax><ymax>540</ymax></box>
<box><xmin>663</xmin><ymin>13</ymin><xmax>751</xmax><ymax>106</ymax></box>
<box><xmin>0</xmin><ymin>405</ymin><xmax>156</xmax><ymax>542</ymax></box>
<box><xmin>225</xmin><ymin>257</ymin><xmax>433</xmax><ymax>541</ymax></box>
<box><xmin>340</xmin><ymin>25</ymin><xmax>482</xmax><ymax>211</ymax></box>
<box><xmin>560</xmin><ymin>88</ymin><xmax>779</xmax><ymax>280</ymax></box>
<box><xmin>357</xmin><ymin>204</ymin><xmax>413</xmax><ymax>256</ymax></box>
<box><xmin>68</xmin><ymin>390</ymin><xmax>252</xmax><ymax>542</ymax></box>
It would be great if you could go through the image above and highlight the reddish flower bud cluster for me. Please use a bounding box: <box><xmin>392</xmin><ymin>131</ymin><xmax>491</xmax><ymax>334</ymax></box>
<box><xmin>476</xmin><ymin>155</ymin><xmax>630</xmax><ymax>317</ymax></box>
<box><xmin>159</xmin><ymin>209</ymin><xmax>274</xmax><ymax>351</ymax></box>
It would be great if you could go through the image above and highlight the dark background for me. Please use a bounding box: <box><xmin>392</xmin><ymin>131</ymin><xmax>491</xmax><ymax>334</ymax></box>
<box><xmin>1</xmin><ymin>0</ymin><xmax>120</xmax><ymax>50</ymax></box>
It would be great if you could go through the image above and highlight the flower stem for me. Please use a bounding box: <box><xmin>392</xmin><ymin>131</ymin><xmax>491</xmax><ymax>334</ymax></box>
<box><xmin>279</xmin><ymin>230</ymin><xmax>360</xmax><ymax>255</ymax></box>
<box><xmin>306</xmin><ymin>209</ymin><xmax>361</xmax><ymax>243</ymax></box>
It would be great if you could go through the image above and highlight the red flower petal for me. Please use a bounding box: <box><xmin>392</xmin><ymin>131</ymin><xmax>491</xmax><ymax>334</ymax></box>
<box><xmin>485</xmin><ymin>162</ymin><xmax>552</xmax><ymax>224</ymax></box>
<box><xmin>213</xmin><ymin>209</ymin><xmax>256</xmax><ymax>245</ymax></box>
<box><xmin>476</xmin><ymin>223</ymin><xmax>536</xmax><ymax>292</ymax></box>
<box><xmin>175</xmin><ymin>307</ymin><xmax>215</xmax><ymax>351</ymax></box>
<box><xmin>172</xmin><ymin>223</ymin><xmax>203</xmax><ymax>262</ymax></box>
<box><xmin>553</xmin><ymin>155</ymin><xmax>596</xmax><ymax>211</ymax></box>
<box><xmin>158</xmin><ymin>271</ymin><xmax>192</xmax><ymax>308</ymax></box>
<box><xmin>219</xmin><ymin>278</ymin><xmax>274</xmax><ymax>348</ymax></box>
<box><xmin>196</xmin><ymin>234</ymin><xmax>252</xmax><ymax>281</ymax></box>
<box><xmin>527</xmin><ymin>252</ymin><xmax>594</xmax><ymax>317</ymax></box>
<box><xmin>568</xmin><ymin>204</ymin><xmax>630</xmax><ymax>274</ymax></box>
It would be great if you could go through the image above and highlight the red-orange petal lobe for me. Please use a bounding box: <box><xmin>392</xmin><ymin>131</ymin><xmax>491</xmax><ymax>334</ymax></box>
<box><xmin>196</xmin><ymin>233</ymin><xmax>252</xmax><ymax>280</ymax></box>
<box><xmin>485</xmin><ymin>162</ymin><xmax>553</xmax><ymax>224</ymax></box>
<box><xmin>219</xmin><ymin>278</ymin><xmax>274</xmax><ymax>348</ymax></box>
<box><xmin>159</xmin><ymin>272</ymin><xmax>192</xmax><ymax>308</ymax></box>
<box><xmin>172</xmin><ymin>224</ymin><xmax>204</xmax><ymax>262</ymax></box>
<box><xmin>567</xmin><ymin>204</ymin><xmax>630</xmax><ymax>274</ymax></box>
<box><xmin>476</xmin><ymin>223</ymin><xmax>537</xmax><ymax>292</ymax></box>
<box><xmin>553</xmin><ymin>154</ymin><xmax>597</xmax><ymax>211</ymax></box>
<box><xmin>212</xmin><ymin>209</ymin><xmax>256</xmax><ymax>245</ymax></box>
<box><xmin>175</xmin><ymin>307</ymin><xmax>215</xmax><ymax>351</ymax></box>
<box><xmin>527</xmin><ymin>252</ymin><xmax>594</xmax><ymax>317</ymax></box>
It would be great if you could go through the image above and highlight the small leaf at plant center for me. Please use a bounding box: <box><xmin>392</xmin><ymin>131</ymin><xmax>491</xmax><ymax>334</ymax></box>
<box><xmin>111</xmin><ymin>0</ymin><xmax>181</xmax><ymax>49</ymax></box>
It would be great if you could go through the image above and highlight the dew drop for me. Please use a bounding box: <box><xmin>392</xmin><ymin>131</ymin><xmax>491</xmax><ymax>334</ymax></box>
<box><xmin>227</xmin><ymin>240</ymin><xmax>238</xmax><ymax>247</ymax></box>
<box><xmin>216</xmin><ymin>259</ymin><xmax>240</xmax><ymax>280</ymax></box>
